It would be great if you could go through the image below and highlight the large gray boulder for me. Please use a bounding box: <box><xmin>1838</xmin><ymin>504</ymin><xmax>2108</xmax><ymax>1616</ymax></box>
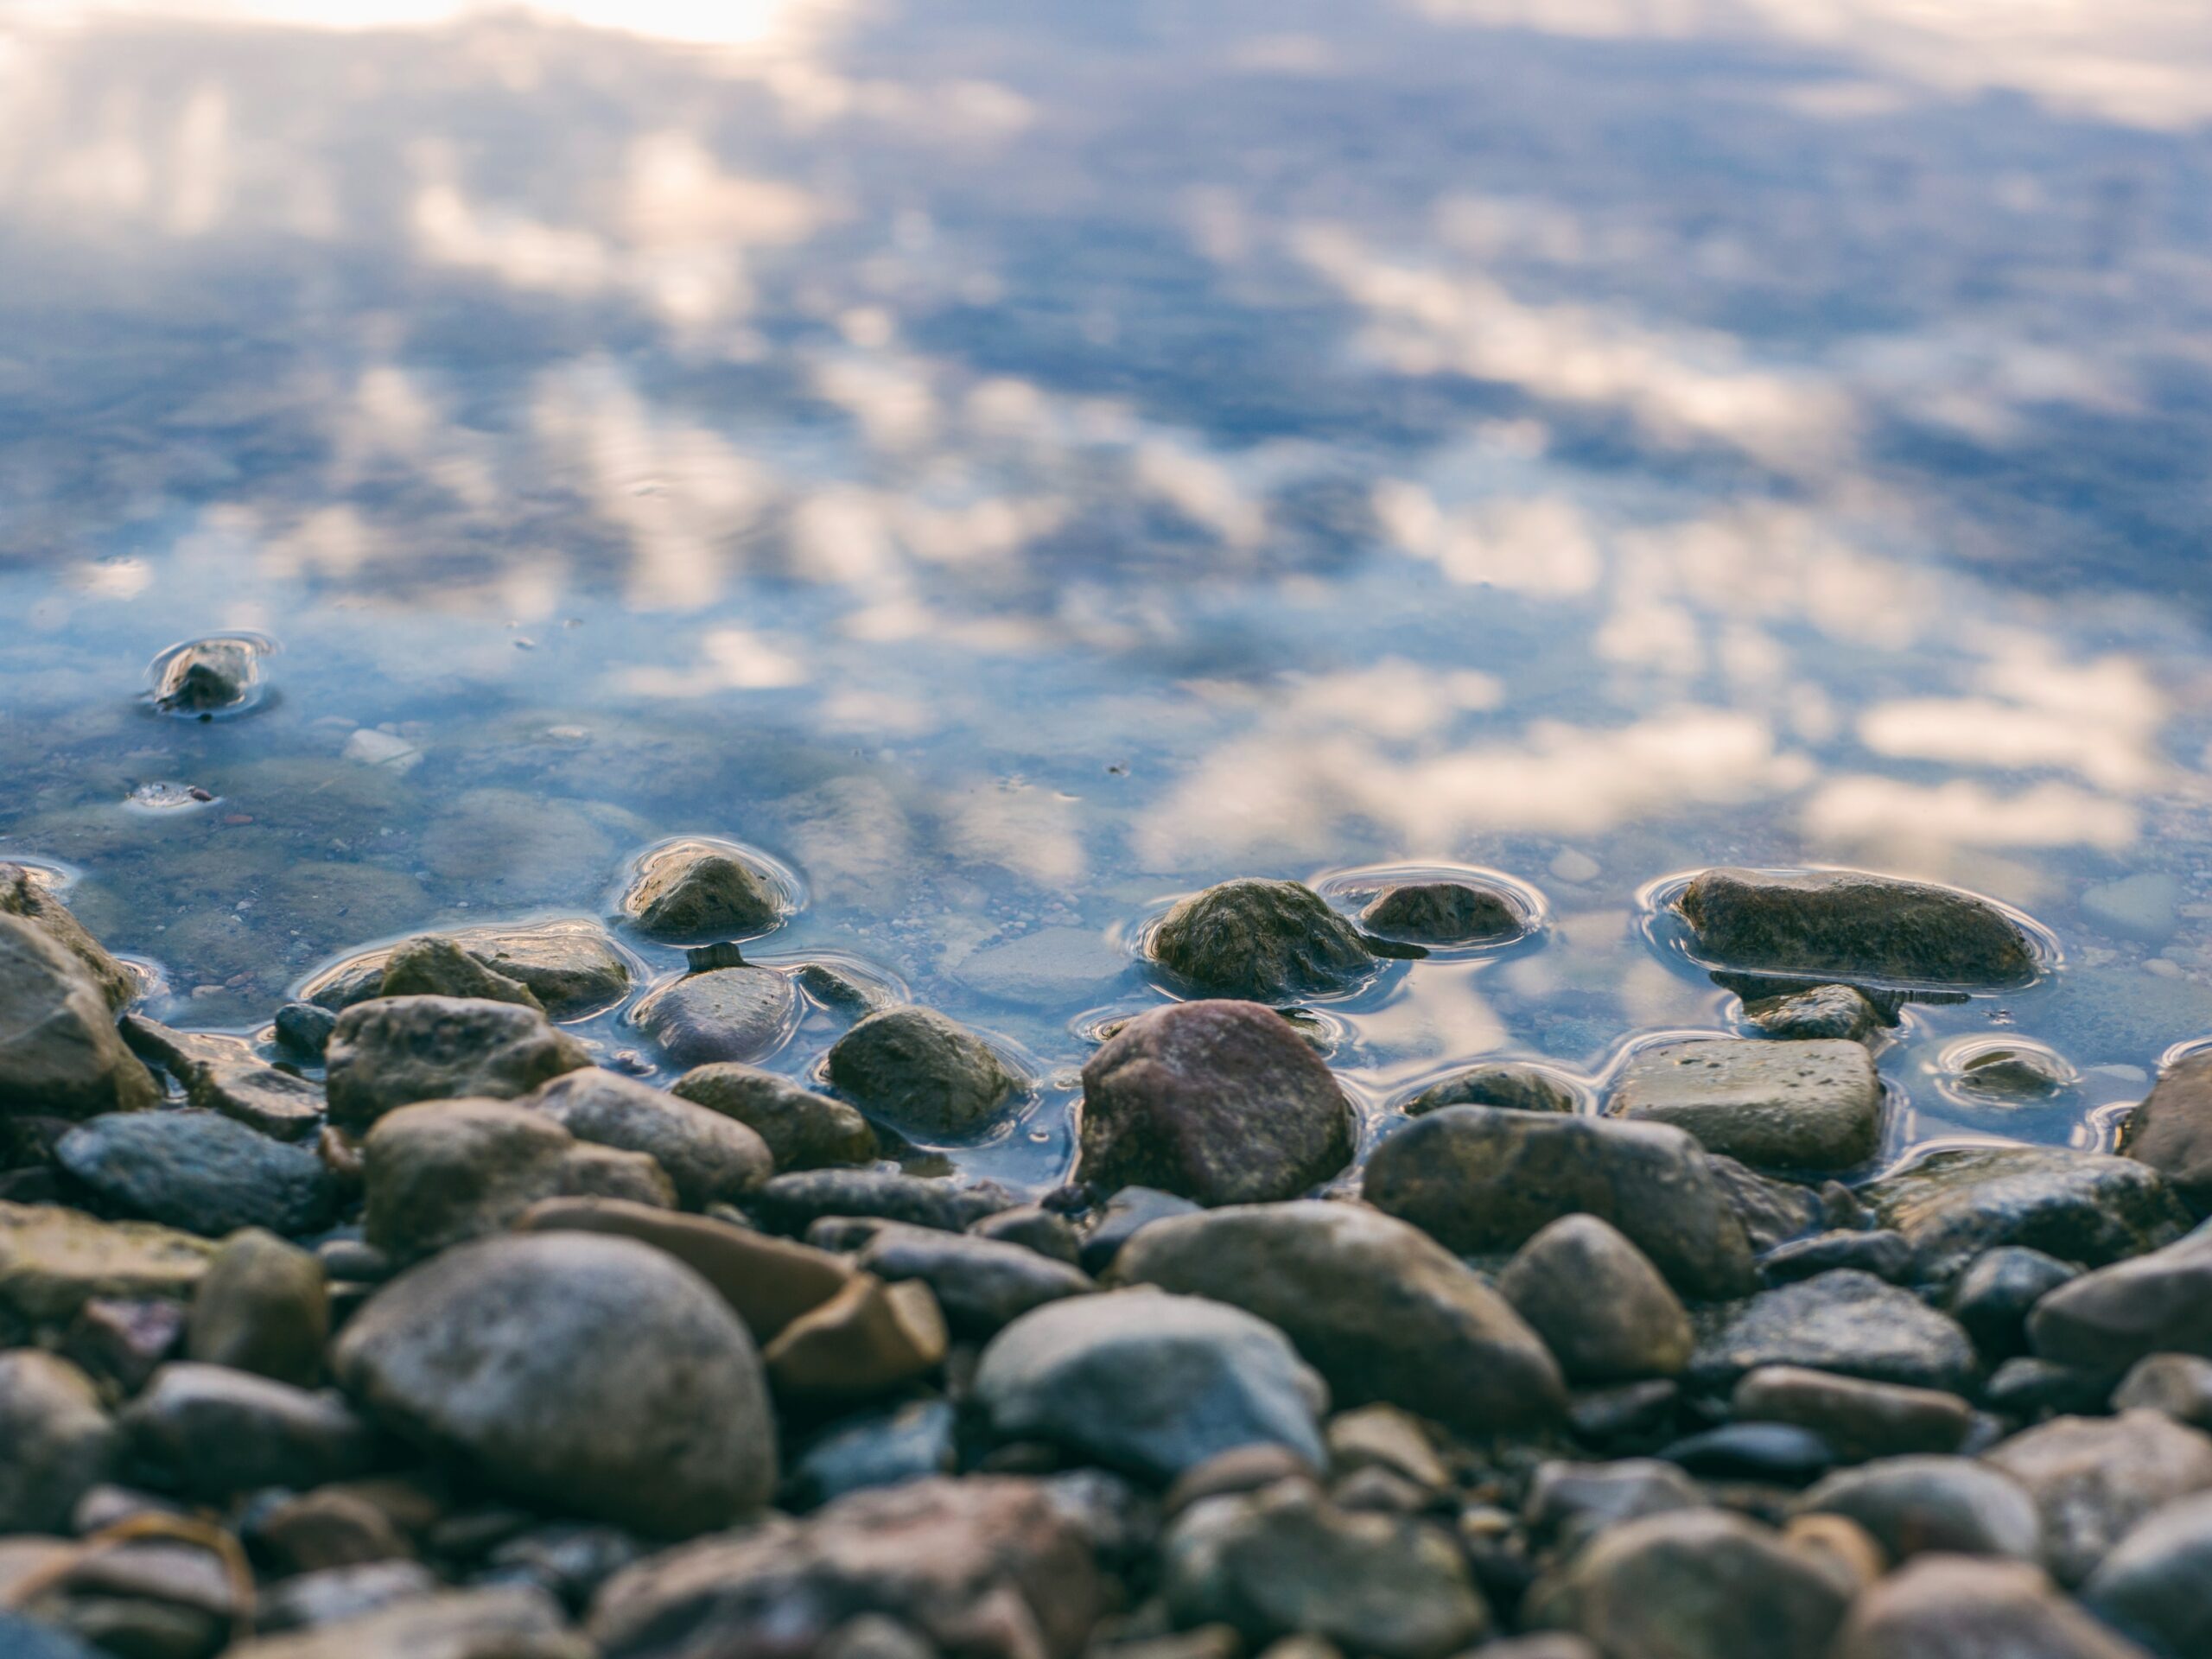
<box><xmin>1676</xmin><ymin>867</ymin><xmax>2038</xmax><ymax>986</ymax></box>
<box><xmin>1608</xmin><ymin>1038</ymin><xmax>1882</xmax><ymax>1172</ymax></box>
<box><xmin>1363</xmin><ymin>1107</ymin><xmax>1757</xmax><ymax>1299</ymax></box>
<box><xmin>971</xmin><ymin>1287</ymin><xmax>1327</xmax><ymax>1483</ymax></box>
<box><xmin>324</xmin><ymin>996</ymin><xmax>588</xmax><ymax>1130</ymax></box>
<box><xmin>0</xmin><ymin>914</ymin><xmax>158</xmax><ymax>1118</ymax></box>
<box><xmin>1076</xmin><ymin>1001</ymin><xmax>1354</xmax><ymax>1206</ymax></box>
<box><xmin>335</xmin><ymin>1232</ymin><xmax>776</xmax><ymax>1535</ymax></box>
<box><xmin>825</xmin><ymin>1006</ymin><xmax>1022</xmax><ymax>1141</ymax></box>
<box><xmin>1149</xmin><ymin>879</ymin><xmax>1376</xmax><ymax>1001</ymax></box>
<box><xmin>1117</xmin><ymin>1199</ymin><xmax>1563</xmax><ymax>1433</ymax></box>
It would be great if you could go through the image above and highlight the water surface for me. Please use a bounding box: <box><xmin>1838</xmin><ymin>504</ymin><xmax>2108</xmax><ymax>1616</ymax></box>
<box><xmin>6</xmin><ymin>0</ymin><xmax>2212</xmax><ymax>1189</ymax></box>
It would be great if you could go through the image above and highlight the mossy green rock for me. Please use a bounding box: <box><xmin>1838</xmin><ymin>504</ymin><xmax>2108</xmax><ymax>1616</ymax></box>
<box><xmin>826</xmin><ymin>1007</ymin><xmax>1020</xmax><ymax>1141</ymax></box>
<box><xmin>1151</xmin><ymin>878</ymin><xmax>1376</xmax><ymax>1001</ymax></box>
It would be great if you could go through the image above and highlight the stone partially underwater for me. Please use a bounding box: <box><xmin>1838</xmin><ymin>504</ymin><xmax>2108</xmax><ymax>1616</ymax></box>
<box><xmin>2</xmin><ymin>857</ymin><xmax>2209</xmax><ymax>1659</ymax></box>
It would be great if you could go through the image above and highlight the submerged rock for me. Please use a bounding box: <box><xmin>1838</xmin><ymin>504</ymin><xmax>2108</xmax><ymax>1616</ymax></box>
<box><xmin>308</xmin><ymin>921</ymin><xmax>633</xmax><ymax>1020</ymax></box>
<box><xmin>1076</xmin><ymin>1001</ymin><xmax>1354</xmax><ymax>1206</ymax></box>
<box><xmin>824</xmin><ymin>1007</ymin><xmax>1021</xmax><ymax>1141</ymax></box>
<box><xmin>0</xmin><ymin>865</ymin><xmax>137</xmax><ymax>1013</ymax></box>
<box><xmin>1163</xmin><ymin>1478</ymin><xmax>1489</xmax><ymax>1659</ymax></box>
<box><xmin>324</xmin><ymin>996</ymin><xmax>590</xmax><ymax>1131</ymax></box>
<box><xmin>1865</xmin><ymin>1146</ymin><xmax>2190</xmax><ymax>1285</ymax></box>
<box><xmin>0</xmin><ymin>915</ymin><xmax>160</xmax><ymax>1119</ymax></box>
<box><xmin>1149</xmin><ymin>879</ymin><xmax>1376</xmax><ymax>1001</ymax></box>
<box><xmin>1609</xmin><ymin>1038</ymin><xmax>1883</xmax><ymax>1173</ymax></box>
<box><xmin>336</xmin><ymin>1231</ymin><xmax>777</xmax><ymax>1535</ymax></box>
<box><xmin>378</xmin><ymin>935</ymin><xmax>543</xmax><ymax>1011</ymax></box>
<box><xmin>1405</xmin><ymin>1061</ymin><xmax>1579</xmax><ymax>1116</ymax></box>
<box><xmin>1363</xmin><ymin>1107</ymin><xmax>1758</xmax><ymax>1300</ymax></box>
<box><xmin>1677</xmin><ymin>867</ymin><xmax>2038</xmax><ymax>986</ymax></box>
<box><xmin>150</xmin><ymin>635</ymin><xmax>264</xmax><ymax>715</ymax></box>
<box><xmin>632</xmin><ymin>967</ymin><xmax>797</xmax><ymax>1070</ymax></box>
<box><xmin>1359</xmin><ymin>880</ymin><xmax>1520</xmax><ymax>946</ymax></box>
<box><xmin>2121</xmin><ymin>1050</ymin><xmax>2212</xmax><ymax>1215</ymax></box>
<box><xmin>972</xmin><ymin>1288</ymin><xmax>1328</xmax><ymax>1483</ymax></box>
<box><xmin>586</xmin><ymin>1476</ymin><xmax>1101</xmax><ymax>1659</ymax></box>
<box><xmin>622</xmin><ymin>840</ymin><xmax>786</xmax><ymax>941</ymax></box>
<box><xmin>56</xmin><ymin>1109</ymin><xmax>340</xmax><ymax>1238</ymax></box>
<box><xmin>672</xmin><ymin>1063</ymin><xmax>877</xmax><ymax>1170</ymax></box>
<box><xmin>1116</xmin><ymin>1200</ymin><xmax>1565</xmax><ymax>1434</ymax></box>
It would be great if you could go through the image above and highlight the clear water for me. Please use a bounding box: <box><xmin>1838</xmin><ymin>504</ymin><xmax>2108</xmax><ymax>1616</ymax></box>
<box><xmin>5</xmin><ymin>0</ymin><xmax>2212</xmax><ymax>1191</ymax></box>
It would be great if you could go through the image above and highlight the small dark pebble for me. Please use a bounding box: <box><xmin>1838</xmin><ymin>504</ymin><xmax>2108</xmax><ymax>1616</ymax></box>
<box><xmin>747</xmin><ymin>1170</ymin><xmax>1020</xmax><ymax>1236</ymax></box>
<box><xmin>1760</xmin><ymin>1229</ymin><xmax>1917</xmax><ymax>1286</ymax></box>
<box><xmin>969</xmin><ymin>1203</ymin><xmax>1084</xmax><ymax>1265</ymax></box>
<box><xmin>685</xmin><ymin>942</ymin><xmax>751</xmax><ymax>972</ymax></box>
<box><xmin>1984</xmin><ymin>1357</ymin><xmax>2118</xmax><ymax>1420</ymax></box>
<box><xmin>1658</xmin><ymin>1422</ymin><xmax>1834</xmax><ymax>1485</ymax></box>
<box><xmin>273</xmin><ymin>1001</ymin><xmax>338</xmax><ymax>1059</ymax></box>
<box><xmin>1567</xmin><ymin>1379</ymin><xmax>1681</xmax><ymax>1449</ymax></box>
<box><xmin>1949</xmin><ymin>1246</ymin><xmax>2081</xmax><ymax>1362</ymax></box>
<box><xmin>785</xmin><ymin>1399</ymin><xmax>957</xmax><ymax>1511</ymax></box>
<box><xmin>1077</xmin><ymin>1185</ymin><xmax>1203</xmax><ymax>1274</ymax></box>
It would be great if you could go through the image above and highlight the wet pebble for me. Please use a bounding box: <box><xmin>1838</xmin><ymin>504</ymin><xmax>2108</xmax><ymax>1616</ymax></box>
<box><xmin>57</xmin><ymin>1109</ymin><xmax>341</xmax><ymax>1238</ymax></box>
<box><xmin>325</xmin><ymin>996</ymin><xmax>590</xmax><ymax>1132</ymax></box>
<box><xmin>1358</xmin><ymin>880</ymin><xmax>1520</xmax><ymax>946</ymax></box>
<box><xmin>671</xmin><ymin>1062</ymin><xmax>877</xmax><ymax>1170</ymax></box>
<box><xmin>1149</xmin><ymin>879</ymin><xmax>1376</xmax><ymax>1001</ymax></box>
<box><xmin>1497</xmin><ymin>1214</ymin><xmax>1692</xmax><ymax>1384</ymax></box>
<box><xmin>621</xmin><ymin>839</ymin><xmax>787</xmax><ymax>942</ymax></box>
<box><xmin>632</xmin><ymin>966</ymin><xmax>798</xmax><ymax>1070</ymax></box>
<box><xmin>825</xmin><ymin>1006</ymin><xmax>1022</xmax><ymax>1141</ymax></box>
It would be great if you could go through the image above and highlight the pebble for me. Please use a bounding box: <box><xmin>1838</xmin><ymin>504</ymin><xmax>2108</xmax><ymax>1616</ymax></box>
<box><xmin>761</xmin><ymin>1273</ymin><xmax>949</xmax><ymax>1398</ymax></box>
<box><xmin>1116</xmin><ymin>1199</ymin><xmax>1563</xmax><ymax>1436</ymax></box>
<box><xmin>2081</xmin><ymin>1488</ymin><xmax>2212</xmax><ymax>1659</ymax></box>
<box><xmin>2111</xmin><ymin>1352</ymin><xmax>2212</xmax><ymax>1429</ymax></box>
<box><xmin>1675</xmin><ymin>867</ymin><xmax>2037</xmax><ymax>986</ymax></box>
<box><xmin>671</xmin><ymin>1062</ymin><xmax>877</xmax><ymax>1170</ymax></box>
<box><xmin>1741</xmin><ymin>983</ymin><xmax>1884</xmax><ymax>1042</ymax></box>
<box><xmin>1986</xmin><ymin>1410</ymin><xmax>2212</xmax><ymax>1586</ymax></box>
<box><xmin>1325</xmin><ymin>1404</ymin><xmax>1449</xmax><ymax>1491</ymax></box>
<box><xmin>1658</xmin><ymin>1421</ymin><xmax>1834</xmax><ymax>1484</ymax></box>
<box><xmin>1079</xmin><ymin>1185</ymin><xmax>1203</xmax><ymax>1273</ymax></box>
<box><xmin>1794</xmin><ymin>1452</ymin><xmax>2044</xmax><ymax>1560</ymax></box>
<box><xmin>256</xmin><ymin>1561</ymin><xmax>441</xmax><ymax>1636</ymax></box>
<box><xmin>1758</xmin><ymin>1227</ymin><xmax>1916</xmax><ymax>1286</ymax></box>
<box><xmin>854</xmin><ymin>1221</ymin><xmax>1096</xmax><ymax>1337</ymax></box>
<box><xmin>969</xmin><ymin>1203</ymin><xmax>1083</xmax><ymax>1263</ymax></box>
<box><xmin>60</xmin><ymin>1295</ymin><xmax>183</xmax><ymax>1393</ymax></box>
<box><xmin>185</xmin><ymin>1227</ymin><xmax>327</xmax><ymax>1387</ymax></box>
<box><xmin>747</xmin><ymin>1170</ymin><xmax>1019</xmax><ymax>1236</ymax></box>
<box><xmin>630</xmin><ymin>967</ymin><xmax>798</xmax><ymax>1069</ymax></box>
<box><xmin>336</xmin><ymin>1232</ymin><xmax>778</xmax><ymax>1535</ymax></box>
<box><xmin>325</xmin><ymin>996</ymin><xmax>590</xmax><ymax>1131</ymax></box>
<box><xmin>447</xmin><ymin>919</ymin><xmax>635</xmax><ymax>1019</ymax></box>
<box><xmin>1147</xmin><ymin>877</ymin><xmax>1376</xmax><ymax>1000</ymax></box>
<box><xmin>2123</xmin><ymin>1050</ymin><xmax>2212</xmax><ymax>1215</ymax></box>
<box><xmin>1952</xmin><ymin>1245</ymin><xmax>2082</xmax><ymax>1360</ymax></box>
<box><xmin>1363</xmin><ymin>1107</ymin><xmax>1758</xmax><ymax>1300</ymax></box>
<box><xmin>273</xmin><ymin>1001</ymin><xmax>340</xmax><ymax>1059</ymax></box>
<box><xmin>1162</xmin><ymin>1479</ymin><xmax>1490</xmax><ymax>1659</ymax></box>
<box><xmin>0</xmin><ymin>866</ymin><xmax>136</xmax><ymax>1013</ymax></box>
<box><xmin>378</xmin><ymin>934</ymin><xmax>544</xmax><ymax>1010</ymax></box>
<box><xmin>253</xmin><ymin>1487</ymin><xmax>416</xmax><ymax>1573</ymax></box>
<box><xmin>0</xmin><ymin>1351</ymin><xmax>115</xmax><ymax>1533</ymax></box>
<box><xmin>56</xmin><ymin>1109</ymin><xmax>340</xmax><ymax>1238</ymax></box>
<box><xmin>1688</xmin><ymin>1269</ymin><xmax>1979</xmax><ymax>1395</ymax></box>
<box><xmin>972</xmin><ymin>1288</ymin><xmax>1327</xmax><ymax>1484</ymax></box>
<box><xmin>2028</xmin><ymin>1224</ymin><xmax>2212</xmax><ymax>1371</ymax></box>
<box><xmin>0</xmin><ymin>916</ymin><xmax>160</xmax><ymax>1118</ymax></box>
<box><xmin>528</xmin><ymin>1068</ymin><xmax>772</xmax><ymax>1208</ymax></box>
<box><xmin>786</xmin><ymin>1399</ymin><xmax>959</xmax><ymax>1510</ymax></box>
<box><xmin>1522</xmin><ymin>1459</ymin><xmax>1707</xmax><ymax>1552</ymax></box>
<box><xmin>118</xmin><ymin>1361</ymin><xmax>377</xmax><ymax>1498</ymax></box>
<box><xmin>1732</xmin><ymin>1365</ymin><xmax>1971</xmax><ymax>1461</ymax></box>
<box><xmin>1359</xmin><ymin>880</ymin><xmax>1519</xmax><ymax>946</ymax></box>
<box><xmin>0</xmin><ymin>1203</ymin><xmax>214</xmax><ymax>1325</ymax></box>
<box><xmin>825</xmin><ymin>1006</ymin><xmax>1023</xmax><ymax>1141</ymax></box>
<box><xmin>1404</xmin><ymin>1061</ymin><xmax>1580</xmax><ymax>1116</ymax></box>
<box><xmin>1609</xmin><ymin>1037</ymin><xmax>1883</xmax><ymax>1172</ymax></box>
<box><xmin>1987</xmin><ymin>1356</ymin><xmax>2120</xmax><ymax>1419</ymax></box>
<box><xmin>1830</xmin><ymin>1554</ymin><xmax>2152</xmax><ymax>1659</ymax></box>
<box><xmin>622</xmin><ymin>839</ymin><xmax>786</xmax><ymax>941</ymax></box>
<box><xmin>1497</xmin><ymin>1213</ymin><xmax>1692</xmax><ymax>1384</ymax></box>
<box><xmin>226</xmin><ymin>1584</ymin><xmax>586</xmax><ymax>1659</ymax></box>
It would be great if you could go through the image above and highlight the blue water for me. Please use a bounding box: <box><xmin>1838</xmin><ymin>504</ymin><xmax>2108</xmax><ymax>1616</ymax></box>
<box><xmin>4</xmin><ymin>0</ymin><xmax>2211</xmax><ymax>1188</ymax></box>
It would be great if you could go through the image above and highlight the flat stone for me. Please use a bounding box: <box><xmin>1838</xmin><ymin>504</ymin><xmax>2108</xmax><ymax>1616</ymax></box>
<box><xmin>1116</xmin><ymin>1200</ymin><xmax>1565</xmax><ymax>1435</ymax></box>
<box><xmin>528</xmin><ymin>1068</ymin><xmax>772</xmax><ymax>1208</ymax></box>
<box><xmin>2112</xmin><ymin>1352</ymin><xmax>2212</xmax><ymax>1429</ymax></box>
<box><xmin>2082</xmin><ymin>1488</ymin><xmax>2212</xmax><ymax>1659</ymax></box>
<box><xmin>0</xmin><ymin>864</ymin><xmax>137</xmax><ymax>1013</ymax></box>
<box><xmin>336</xmin><ymin>1232</ymin><xmax>778</xmax><ymax>1535</ymax></box>
<box><xmin>622</xmin><ymin>840</ymin><xmax>785</xmax><ymax>942</ymax></box>
<box><xmin>1077</xmin><ymin>1001</ymin><xmax>1353</xmax><ymax>1206</ymax></box>
<box><xmin>823</xmin><ymin>1006</ymin><xmax>1022</xmax><ymax>1142</ymax></box>
<box><xmin>632</xmin><ymin>968</ymin><xmax>798</xmax><ymax>1069</ymax></box>
<box><xmin>1610</xmin><ymin>1038</ymin><xmax>1882</xmax><ymax>1172</ymax></box>
<box><xmin>760</xmin><ymin>1273</ymin><xmax>948</xmax><ymax>1398</ymax></box>
<box><xmin>226</xmin><ymin>1585</ymin><xmax>588</xmax><ymax>1659</ymax></box>
<box><xmin>1836</xmin><ymin>1555</ymin><xmax>2151</xmax><ymax>1659</ymax></box>
<box><xmin>0</xmin><ymin>915</ymin><xmax>159</xmax><ymax>1119</ymax></box>
<box><xmin>1150</xmin><ymin>879</ymin><xmax>1376</xmax><ymax>1001</ymax></box>
<box><xmin>185</xmin><ymin>1228</ymin><xmax>327</xmax><ymax>1387</ymax></box>
<box><xmin>57</xmin><ymin>1109</ymin><xmax>340</xmax><ymax>1238</ymax></box>
<box><xmin>747</xmin><ymin>1170</ymin><xmax>1018</xmax><ymax>1236</ymax></box>
<box><xmin>1363</xmin><ymin>1107</ymin><xmax>1757</xmax><ymax>1300</ymax></box>
<box><xmin>854</xmin><ymin>1222</ymin><xmax>1095</xmax><ymax>1337</ymax></box>
<box><xmin>1498</xmin><ymin>1214</ymin><xmax>1693</xmax><ymax>1384</ymax></box>
<box><xmin>451</xmin><ymin>920</ymin><xmax>633</xmax><ymax>1019</ymax></box>
<box><xmin>671</xmin><ymin>1063</ymin><xmax>876</xmax><ymax>1170</ymax></box>
<box><xmin>379</xmin><ymin>935</ymin><xmax>543</xmax><ymax>1010</ymax></box>
<box><xmin>2123</xmin><ymin>1050</ymin><xmax>2212</xmax><ymax>1216</ymax></box>
<box><xmin>1525</xmin><ymin>1508</ymin><xmax>1853</xmax><ymax>1659</ymax></box>
<box><xmin>973</xmin><ymin>1288</ymin><xmax>1327</xmax><ymax>1483</ymax></box>
<box><xmin>1732</xmin><ymin>1366</ymin><xmax>1971</xmax><ymax>1461</ymax></box>
<box><xmin>1676</xmin><ymin>867</ymin><xmax>2038</xmax><ymax>987</ymax></box>
<box><xmin>1794</xmin><ymin>1453</ymin><xmax>2043</xmax><ymax>1560</ymax></box>
<box><xmin>1866</xmin><ymin>1146</ymin><xmax>2190</xmax><ymax>1286</ymax></box>
<box><xmin>587</xmin><ymin>1476</ymin><xmax>1100</xmax><ymax>1659</ymax></box>
<box><xmin>325</xmin><ymin>996</ymin><xmax>589</xmax><ymax>1131</ymax></box>
<box><xmin>1163</xmin><ymin>1479</ymin><xmax>1489</xmax><ymax>1659</ymax></box>
<box><xmin>0</xmin><ymin>1351</ymin><xmax>114</xmax><ymax>1532</ymax></box>
<box><xmin>0</xmin><ymin>1203</ymin><xmax>213</xmax><ymax>1324</ymax></box>
<box><xmin>1405</xmin><ymin>1062</ymin><xmax>1579</xmax><ymax>1116</ymax></box>
<box><xmin>1760</xmin><ymin>1228</ymin><xmax>1916</xmax><ymax>1286</ymax></box>
<box><xmin>1360</xmin><ymin>881</ymin><xmax>1520</xmax><ymax>946</ymax></box>
<box><xmin>1741</xmin><ymin>983</ymin><xmax>1885</xmax><ymax>1042</ymax></box>
<box><xmin>1986</xmin><ymin>1410</ymin><xmax>2212</xmax><ymax>1586</ymax></box>
<box><xmin>516</xmin><ymin>1197</ymin><xmax>853</xmax><ymax>1342</ymax></box>
<box><xmin>119</xmin><ymin>1361</ymin><xmax>376</xmax><ymax>1498</ymax></box>
<box><xmin>1689</xmin><ymin>1270</ymin><xmax>1979</xmax><ymax>1394</ymax></box>
<box><xmin>188</xmin><ymin>1059</ymin><xmax>326</xmax><ymax>1141</ymax></box>
<box><xmin>2028</xmin><ymin>1227</ymin><xmax>2212</xmax><ymax>1370</ymax></box>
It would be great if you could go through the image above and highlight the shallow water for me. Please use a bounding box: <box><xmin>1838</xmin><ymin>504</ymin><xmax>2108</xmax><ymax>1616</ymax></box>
<box><xmin>5</xmin><ymin>0</ymin><xmax>2212</xmax><ymax>1192</ymax></box>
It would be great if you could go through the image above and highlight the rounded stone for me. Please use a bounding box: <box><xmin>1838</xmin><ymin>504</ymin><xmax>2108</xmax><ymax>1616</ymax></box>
<box><xmin>1405</xmin><ymin>1062</ymin><xmax>1579</xmax><ymax>1116</ymax></box>
<box><xmin>185</xmin><ymin>1228</ymin><xmax>327</xmax><ymax>1388</ymax></box>
<box><xmin>528</xmin><ymin>1068</ymin><xmax>772</xmax><ymax>1208</ymax></box>
<box><xmin>1498</xmin><ymin>1214</ymin><xmax>1692</xmax><ymax>1384</ymax></box>
<box><xmin>824</xmin><ymin>1007</ymin><xmax>1021</xmax><ymax>1141</ymax></box>
<box><xmin>0</xmin><ymin>1351</ymin><xmax>115</xmax><ymax>1532</ymax></box>
<box><xmin>378</xmin><ymin>936</ymin><xmax>543</xmax><ymax>1011</ymax></box>
<box><xmin>56</xmin><ymin>1109</ymin><xmax>340</xmax><ymax>1238</ymax></box>
<box><xmin>1149</xmin><ymin>879</ymin><xmax>1376</xmax><ymax>1001</ymax></box>
<box><xmin>325</xmin><ymin>996</ymin><xmax>591</xmax><ymax>1132</ymax></box>
<box><xmin>622</xmin><ymin>840</ymin><xmax>786</xmax><ymax>942</ymax></box>
<box><xmin>671</xmin><ymin>1063</ymin><xmax>877</xmax><ymax>1170</ymax></box>
<box><xmin>632</xmin><ymin>968</ymin><xmax>798</xmax><ymax>1070</ymax></box>
<box><xmin>334</xmin><ymin>1232</ymin><xmax>777</xmax><ymax>1535</ymax></box>
<box><xmin>1832</xmin><ymin>1555</ymin><xmax>2151</xmax><ymax>1659</ymax></box>
<box><xmin>1076</xmin><ymin>1001</ymin><xmax>1354</xmax><ymax>1207</ymax></box>
<box><xmin>1359</xmin><ymin>881</ymin><xmax>1520</xmax><ymax>946</ymax></box>
<box><xmin>1794</xmin><ymin>1454</ymin><xmax>2043</xmax><ymax>1560</ymax></box>
<box><xmin>1986</xmin><ymin>1410</ymin><xmax>2212</xmax><ymax>1586</ymax></box>
<box><xmin>1676</xmin><ymin>867</ymin><xmax>2038</xmax><ymax>987</ymax></box>
<box><xmin>1688</xmin><ymin>1270</ymin><xmax>1979</xmax><ymax>1395</ymax></box>
<box><xmin>2082</xmin><ymin>1488</ymin><xmax>2212</xmax><ymax>1659</ymax></box>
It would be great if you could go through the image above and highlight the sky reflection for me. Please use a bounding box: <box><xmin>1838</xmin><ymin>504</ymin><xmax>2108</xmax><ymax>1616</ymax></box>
<box><xmin>3</xmin><ymin>0</ymin><xmax>2211</xmax><ymax>1182</ymax></box>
